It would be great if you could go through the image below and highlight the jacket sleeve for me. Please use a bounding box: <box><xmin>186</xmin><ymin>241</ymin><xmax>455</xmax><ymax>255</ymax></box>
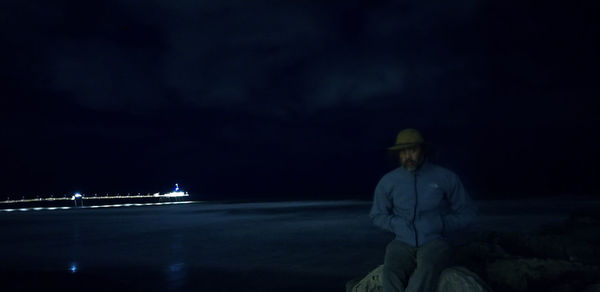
<box><xmin>369</xmin><ymin>178</ymin><xmax>395</xmax><ymax>233</ymax></box>
<box><xmin>442</xmin><ymin>173</ymin><xmax>477</xmax><ymax>233</ymax></box>
<box><xmin>370</xmin><ymin>176</ymin><xmax>414</xmax><ymax>238</ymax></box>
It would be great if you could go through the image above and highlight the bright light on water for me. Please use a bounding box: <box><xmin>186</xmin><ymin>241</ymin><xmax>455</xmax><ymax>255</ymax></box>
<box><xmin>169</xmin><ymin>263</ymin><xmax>185</xmax><ymax>273</ymax></box>
<box><xmin>70</xmin><ymin>263</ymin><xmax>78</xmax><ymax>273</ymax></box>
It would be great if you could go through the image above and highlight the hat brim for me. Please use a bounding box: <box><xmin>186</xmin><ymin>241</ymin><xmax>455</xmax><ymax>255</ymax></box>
<box><xmin>387</xmin><ymin>143</ymin><xmax>422</xmax><ymax>151</ymax></box>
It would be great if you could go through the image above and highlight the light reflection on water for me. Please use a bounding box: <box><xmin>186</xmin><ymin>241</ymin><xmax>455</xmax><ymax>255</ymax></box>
<box><xmin>166</xmin><ymin>262</ymin><xmax>186</xmax><ymax>290</ymax></box>
<box><xmin>70</xmin><ymin>262</ymin><xmax>78</xmax><ymax>273</ymax></box>
<box><xmin>169</xmin><ymin>262</ymin><xmax>184</xmax><ymax>273</ymax></box>
<box><xmin>1</xmin><ymin>199</ymin><xmax>598</xmax><ymax>291</ymax></box>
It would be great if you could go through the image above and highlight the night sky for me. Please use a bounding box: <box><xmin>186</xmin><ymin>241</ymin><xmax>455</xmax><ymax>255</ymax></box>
<box><xmin>1</xmin><ymin>1</ymin><xmax>598</xmax><ymax>200</ymax></box>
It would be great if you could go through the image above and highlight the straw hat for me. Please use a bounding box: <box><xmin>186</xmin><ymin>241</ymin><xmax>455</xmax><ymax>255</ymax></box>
<box><xmin>387</xmin><ymin>128</ymin><xmax>425</xmax><ymax>151</ymax></box>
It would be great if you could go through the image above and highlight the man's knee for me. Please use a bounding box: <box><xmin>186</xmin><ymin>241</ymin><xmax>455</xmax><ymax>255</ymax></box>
<box><xmin>414</xmin><ymin>260</ymin><xmax>447</xmax><ymax>275</ymax></box>
<box><xmin>385</xmin><ymin>240</ymin><xmax>415</xmax><ymax>261</ymax></box>
<box><xmin>417</xmin><ymin>240</ymin><xmax>452</xmax><ymax>264</ymax></box>
<box><xmin>414</xmin><ymin>253</ymin><xmax>452</xmax><ymax>277</ymax></box>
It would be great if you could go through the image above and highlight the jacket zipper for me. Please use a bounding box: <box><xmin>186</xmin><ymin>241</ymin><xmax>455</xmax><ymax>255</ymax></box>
<box><xmin>412</xmin><ymin>173</ymin><xmax>419</xmax><ymax>247</ymax></box>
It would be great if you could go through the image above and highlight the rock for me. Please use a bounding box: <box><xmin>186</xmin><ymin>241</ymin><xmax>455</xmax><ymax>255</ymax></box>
<box><xmin>347</xmin><ymin>265</ymin><xmax>383</xmax><ymax>292</ymax></box>
<box><xmin>486</xmin><ymin>258</ymin><xmax>600</xmax><ymax>292</ymax></box>
<box><xmin>580</xmin><ymin>283</ymin><xmax>600</xmax><ymax>292</ymax></box>
<box><xmin>348</xmin><ymin>207</ymin><xmax>600</xmax><ymax>292</ymax></box>
<box><xmin>436</xmin><ymin>266</ymin><xmax>492</xmax><ymax>292</ymax></box>
<box><xmin>495</xmin><ymin>232</ymin><xmax>570</xmax><ymax>260</ymax></box>
<box><xmin>490</xmin><ymin>231</ymin><xmax>600</xmax><ymax>265</ymax></box>
<box><xmin>453</xmin><ymin>239</ymin><xmax>511</xmax><ymax>276</ymax></box>
<box><xmin>346</xmin><ymin>278</ymin><xmax>361</xmax><ymax>292</ymax></box>
<box><xmin>347</xmin><ymin>265</ymin><xmax>492</xmax><ymax>292</ymax></box>
<box><xmin>569</xmin><ymin>210</ymin><xmax>600</xmax><ymax>226</ymax></box>
<box><xmin>538</xmin><ymin>210</ymin><xmax>600</xmax><ymax>246</ymax></box>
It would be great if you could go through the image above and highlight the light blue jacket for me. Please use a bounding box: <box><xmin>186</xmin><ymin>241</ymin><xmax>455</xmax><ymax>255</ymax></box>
<box><xmin>370</xmin><ymin>162</ymin><xmax>476</xmax><ymax>247</ymax></box>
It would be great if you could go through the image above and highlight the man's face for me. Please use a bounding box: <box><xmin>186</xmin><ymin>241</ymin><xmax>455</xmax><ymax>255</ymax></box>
<box><xmin>398</xmin><ymin>146</ymin><xmax>423</xmax><ymax>172</ymax></box>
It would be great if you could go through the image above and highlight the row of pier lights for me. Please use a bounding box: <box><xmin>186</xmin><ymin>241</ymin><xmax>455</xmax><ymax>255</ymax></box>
<box><xmin>4</xmin><ymin>193</ymin><xmax>157</xmax><ymax>202</ymax></box>
<box><xmin>71</xmin><ymin>192</ymin><xmax>189</xmax><ymax>207</ymax></box>
<box><xmin>4</xmin><ymin>192</ymin><xmax>189</xmax><ymax>206</ymax></box>
<box><xmin>4</xmin><ymin>184</ymin><xmax>188</xmax><ymax>204</ymax></box>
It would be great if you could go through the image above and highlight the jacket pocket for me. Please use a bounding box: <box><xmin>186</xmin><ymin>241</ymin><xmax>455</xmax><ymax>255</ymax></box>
<box><xmin>420</xmin><ymin>213</ymin><xmax>444</xmax><ymax>238</ymax></box>
<box><xmin>390</xmin><ymin>216</ymin><xmax>412</xmax><ymax>241</ymax></box>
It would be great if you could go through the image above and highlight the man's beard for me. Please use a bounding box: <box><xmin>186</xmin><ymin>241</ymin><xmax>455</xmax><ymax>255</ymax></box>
<box><xmin>402</xmin><ymin>159</ymin><xmax>420</xmax><ymax>172</ymax></box>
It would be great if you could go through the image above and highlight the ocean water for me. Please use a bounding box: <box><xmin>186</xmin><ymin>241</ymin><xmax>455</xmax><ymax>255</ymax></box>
<box><xmin>1</xmin><ymin>198</ymin><xmax>598</xmax><ymax>291</ymax></box>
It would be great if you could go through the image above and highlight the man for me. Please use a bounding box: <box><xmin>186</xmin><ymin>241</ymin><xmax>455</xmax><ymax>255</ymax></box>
<box><xmin>370</xmin><ymin>128</ymin><xmax>476</xmax><ymax>292</ymax></box>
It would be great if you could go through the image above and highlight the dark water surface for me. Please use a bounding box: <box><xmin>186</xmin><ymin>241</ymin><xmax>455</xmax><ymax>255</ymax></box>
<box><xmin>1</xmin><ymin>201</ymin><xmax>386</xmax><ymax>291</ymax></box>
<box><xmin>1</xmin><ymin>198</ymin><xmax>598</xmax><ymax>291</ymax></box>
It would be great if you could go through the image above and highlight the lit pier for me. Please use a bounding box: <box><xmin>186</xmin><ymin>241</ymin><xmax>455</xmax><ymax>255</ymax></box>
<box><xmin>0</xmin><ymin>184</ymin><xmax>191</xmax><ymax>212</ymax></box>
<box><xmin>0</xmin><ymin>201</ymin><xmax>194</xmax><ymax>212</ymax></box>
<box><xmin>1</xmin><ymin>192</ymin><xmax>190</xmax><ymax>204</ymax></box>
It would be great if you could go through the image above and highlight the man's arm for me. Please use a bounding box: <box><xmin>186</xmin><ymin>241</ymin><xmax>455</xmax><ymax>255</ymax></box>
<box><xmin>369</xmin><ymin>178</ymin><xmax>395</xmax><ymax>232</ymax></box>
<box><xmin>442</xmin><ymin>173</ymin><xmax>477</xmax><ymax>233</ymax></box>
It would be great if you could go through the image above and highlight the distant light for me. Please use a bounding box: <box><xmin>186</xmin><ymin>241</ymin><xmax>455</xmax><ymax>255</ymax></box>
<box><xmin>162</xmin><ymin>191</ymin><xmax>188</xmax><ymax>197</ymax></box>
<box><xmin>70</xmin><ymin>263</ymin><xmax>78</xmax><ymax>273</ymax></box>
<box><xmin>169</xmin><ymin>263</ymin><xmax>185</xmax><ymax>273</ymax></box>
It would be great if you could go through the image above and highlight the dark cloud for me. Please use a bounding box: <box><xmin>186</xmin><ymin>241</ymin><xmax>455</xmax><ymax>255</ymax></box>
<box><xmin>51</xmin><ymin>39</ymin><xmax>166</xmax><ymax>112</ymax></box>
<box><xmin>6</xmin><ymin>0</ymin><xmax>492</xmax><ymax>115</ymax></box>
<box><xmin>1</xmin><ymin>0</ymin><xmax>599</xmax><ymax>198</ymax></box>
<box><xmin>158</xmin><ymin>1</ymin><xmax>332</xmax><ymax>110</ymax></box>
